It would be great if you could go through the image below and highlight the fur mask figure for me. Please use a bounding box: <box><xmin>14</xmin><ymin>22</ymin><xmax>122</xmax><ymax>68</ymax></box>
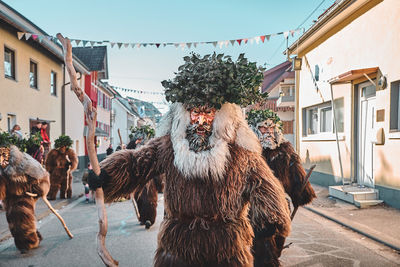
<box><xmin>247</xmin><ymin>109</ymin><xmax>284</xmax><ymax>150</ymax></box>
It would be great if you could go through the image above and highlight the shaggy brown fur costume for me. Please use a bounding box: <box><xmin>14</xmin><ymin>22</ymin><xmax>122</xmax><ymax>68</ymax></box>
<box><xmin>0</xmin><ymin>146</ymin><xmax>50</xmax><ymax>253</ymax></box>
<box><xmin>98</xmin><ymin>136</ymin><xmax>290</xmax><ymax>266</ymax></box>
<box><xmin>134</xmin><ymin>178</ymin><xmax>159</xmax><ymax>228</ymax></box>
<box><xmin>45</xmin><ymin>148</ymin><xmax>78</xmax><ymax>200</ymax></box>
<box><xmin>262</xmin><ymin>141</ymin><xmax>316</xmax><ymax>208</ymax></box>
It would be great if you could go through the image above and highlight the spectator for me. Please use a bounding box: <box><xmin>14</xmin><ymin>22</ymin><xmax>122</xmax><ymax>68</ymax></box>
<box><xmin>28</xmin><ymin>121</ymin><xmax>44</xmax><ymax>163</ymax></box>
<box><xmin>106</xmin><ymin>144</ymin><xmax>113</xmax><ymax>156</ymax></box>
<box><xmin>82</xmin><ymin>163</ymin><xmax>94</xmax><ymax>203</ymax></box>
<box><xmin>41</xmin><ymin>122</ymin><xmax>51</xmax><ymax>161</ymax></box>
<box><xmin>11</xmin><ymin>124</ymin><xmax>23</xmax><ymax>140</ymax></box>
<box><xmin>31</xmin><ymin>121</ymin><xmax>42</xmax><ymax>135</ymax></box>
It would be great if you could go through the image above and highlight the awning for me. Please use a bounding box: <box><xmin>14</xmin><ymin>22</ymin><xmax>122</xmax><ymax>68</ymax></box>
<box><xmin>83</xmin><ymin>126</ymin><xmax>109</xmax><ymax>137</ymax></box>
<box><xmin>328</xmin><ymin>67</ymin><xmax>379</xmax><ymax>84</ymax></box>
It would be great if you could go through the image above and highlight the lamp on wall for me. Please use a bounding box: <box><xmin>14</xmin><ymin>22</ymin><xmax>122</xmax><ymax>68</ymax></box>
<box><xmin>291</xmin><ymin>56</ymin><xmax>302</xmax><ymax>71</ymax></box>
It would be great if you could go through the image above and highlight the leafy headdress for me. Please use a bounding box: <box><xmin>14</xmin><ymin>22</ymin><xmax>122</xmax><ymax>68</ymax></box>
<box><xmin>247</xmin><ymin>109</ymin><xmax>283</xmax><ymax>130</ymax></box>
<box><xmin>129</xmin><ymin>125</ymin><xmax>155</xmax><ymax>141</ymax></box>
<box><xmin>162</xmin><ymin>52</ymin><xmax>267</xmax><ymax>109</ymax></box>
<box><xmin>54</xmin><ymin>135</ymin><xmax>73</xmax><ymax>149</ymax></box>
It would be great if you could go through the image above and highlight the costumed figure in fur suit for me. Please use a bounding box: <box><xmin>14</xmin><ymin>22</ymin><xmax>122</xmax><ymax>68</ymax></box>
<box><xmin>0</xmin><ymin>133</ymin><xmax>50</xmax><ymax>253</ymax></box>
<box><xmin>88</xmin><ymin>53</ymin><xmax>291</xmax><ymax>267</ymax></box>
<box><xmin>128</xmin><ymin>125</ymin><xmax>163</xmax><ymax>229</ymax></box>
<box><xmin>45</xmin><ymin>135</ymin><xmax>78</xmax><ymax>200</ymax></box>
<box><xmin>248</xmin><ymin>109</ymin><xmax>316</xmax><ymax>210</ymax></box>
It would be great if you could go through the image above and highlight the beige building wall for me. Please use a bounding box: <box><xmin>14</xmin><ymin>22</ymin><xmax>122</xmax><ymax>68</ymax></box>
<box><xmin>298</xmin><ymin>0</ymin><xmax>400</xmax><ymax>188</ymax></box>
<box><xmin>64</xmin><ymin>76</ymin><xmax>86</xmax><ymax>157</ymax></box>
<box><xmin>0</xmin><ymin>28</ymin><xmax>62</xmax><ymax>140</ymax></box>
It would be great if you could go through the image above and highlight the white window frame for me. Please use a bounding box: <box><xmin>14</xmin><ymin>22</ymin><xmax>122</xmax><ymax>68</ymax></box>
<box><xmin>302</xmin><ymin>101</ymin><xmax>345</xmax><ymax>141</ymax></box>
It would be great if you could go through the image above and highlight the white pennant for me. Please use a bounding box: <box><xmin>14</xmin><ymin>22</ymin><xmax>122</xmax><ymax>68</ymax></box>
<box><xmin>124</xmin><ymin>43</ymin><xmax>129</xmax><ymax>48</ymax></box>
<box><xmin>193</xmin><ymin>42</ymin><xmax>198</xmax><ymax>48</ymax></box>
<box><xmin>218</xmin><ymin>41</ymin><xmax>224</xmax><ymax>49</ymax></box>
<box><xmin>111</xmin><ymin>42</ymin><xmax>116</xmax><ymax>48</ymax></box>
<box><xmin>249</xmin><ymin>38</ymin><xmax>254</xmax><ymax>45</ymax></box>
<box><xmin>224</xmin><ymin>40</ymin><xmax>229</xmax><ymax>47</ymax></box>
<box><xmin>75</xmin><ymin>39</ymin><xmax>81</xmax><ymax>46</ymax></box>
<box><xmin>25</xmin><ymin>33</ymin><xmax>32</xmax><ymax>40</ymax></box>
<box><xmin>284</xmin><ymin>31</ymin><xmax>289</xmax><ymax>38</ymax></box>
<box><xmin>17</xmin><ymin>32</ymin><xmax>25</xmax><ymax>40</ymax></box>
<box><xmin>255</xmin><ymin>36</ymin><xmax>260</xmax><ymax>44</ymax></box>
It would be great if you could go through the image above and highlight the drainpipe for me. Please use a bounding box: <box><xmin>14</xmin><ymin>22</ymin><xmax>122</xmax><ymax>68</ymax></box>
<box><xmin>61</xmin><ymin>63</ymin><xmax>66</xmax><ymax>134</ymax></box>
<box><xmin>330</xmin><ymin>83</ymin><xmax>344</xmax><ymax>184</ymax></box>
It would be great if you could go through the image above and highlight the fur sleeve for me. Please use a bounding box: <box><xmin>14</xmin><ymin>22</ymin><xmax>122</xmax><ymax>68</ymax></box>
<box><xmin>246</xmin><ymin>154</ymin><xmax>291</xmax><ymax>238</ymax></box>
<box><xmin>45</xmin><ymin>149</ymin><xmax>57</xmax><ymax>173</ymax></box>
<box><xmin>100</xmin><ymin>137</ymin><xmax>164</xmax><ymax>203</ymax></box>
<box><xmin>287</xmin><ymin>146</ymin><xmax>316</xmax><ymax>207</ymax></box>
<box><xmin>66</xmin><ymin>149</ymin><xmax>78</xmax><ymax>171</ymax></box>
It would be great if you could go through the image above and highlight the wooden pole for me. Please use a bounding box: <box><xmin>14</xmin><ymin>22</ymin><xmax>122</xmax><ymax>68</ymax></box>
<box><xmin>57</xmin><ymin>33</ymin><xmax>118</xmax><ymax>267</ymax></box>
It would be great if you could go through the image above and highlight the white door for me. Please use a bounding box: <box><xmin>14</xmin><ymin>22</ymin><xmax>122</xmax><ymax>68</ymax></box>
<box><xmin>357</xmin><ymin>81</ymin><xmax>376</xmax><ymax>187</ymax></box>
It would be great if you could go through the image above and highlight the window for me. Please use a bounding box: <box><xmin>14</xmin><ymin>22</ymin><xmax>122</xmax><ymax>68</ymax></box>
<box><xmin>390</xmin><ymin>80</ymin><xmax>400</xmax><ymax>131</ymax></box>
<box><xmin>7</xmin><ymin>114</ymin><xmax>16</xmax><ymax>132</ymax></box>
<box><xmin>303</xmin><ymin>101</ymin><xmax>344</xmax><ymax>136</ymax></box>
<box><xmin>50</xmin><ymin>71</ymin><xmax>57</xmax><ymax>95</ymax></box>
<box><xmin>30</xmin><ymin>61</ymin><xmax>38</xmax><ymax>88</ymax></box>
<box><xmin>314</xmin><ymin>65</ymin><xmax>320</xmax><ymax>82</ymax></box>
<box><xmin>4</xmin><ymin>47</ymin><xmax>15</xmax><ymax>79</ymax></box>
<box><xmin>282</xmin><ymin>121</ymin><xmax>294</xmax><ymax>135</ymax></box>
<box><xmin>320</xmin><ymin>107</ymin><xmax>332</xmax><ymax>132</ymax></box>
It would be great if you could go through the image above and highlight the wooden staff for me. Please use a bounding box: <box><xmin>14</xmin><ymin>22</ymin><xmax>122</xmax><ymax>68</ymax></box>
<box><xmin>57</xmin><ymin>33</ymin><xmax>118</xmax><ymax>267</ymax></box>
<box><xmin>25</xmin><ymin>192</ymin><xmax>74</xmax><ymax>239</ymax></box>
<box><xmin>290</xmin><ymin>164</ymin><xmax>316</xmax><ymax>221</ymax></box>
<box><xmin>117</xmin><ymin>129</ymin><xmax>123</xmax><ymax>147</ymax></box>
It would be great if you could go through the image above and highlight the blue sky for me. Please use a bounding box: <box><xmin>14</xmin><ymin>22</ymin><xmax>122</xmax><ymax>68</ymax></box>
<box><xmin>4</xmin><ymin>0</ymin><xmax>335</xmax><ymax>112</ymax></box>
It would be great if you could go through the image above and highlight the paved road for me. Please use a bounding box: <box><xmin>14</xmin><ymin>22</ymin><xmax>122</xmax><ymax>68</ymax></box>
<box><xmin>0</xmin><ymin>194</ymin><xmax>399</xmax><ymax>267</ymax></box>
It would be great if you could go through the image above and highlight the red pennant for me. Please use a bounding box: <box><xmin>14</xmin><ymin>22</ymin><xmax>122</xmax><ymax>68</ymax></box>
<box><xmin>156</xmin><ymin>43</ymin><xmax>160</xmax><ymax>48</ymax></box>
<box><xmin>32</xmin><ymin>34</ymin><xmax>38</xmax><ymax>41</ymax></box>
<box><xmin>260</xmin><ymin>36</ymin><xmax>266</xmax><ymax>43</ymax></box>
<box><xmin>244</xmin><ymin>38</ymin><xmax>248</xmax><ymax>44</ymax></box>
<box><xmin>237</xmin><ymin>39</ymin><xmax>242</xmax><ymax>45</ymax></box>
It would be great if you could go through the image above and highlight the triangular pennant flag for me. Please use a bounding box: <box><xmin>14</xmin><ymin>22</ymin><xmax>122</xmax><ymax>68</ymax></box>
<box><xmin>143</xmin><ymin>43</ymin><xmax>148</xmax><ymax>47</ymax></box>
<box><xmin>124</xmin><ymin>43</ymin><xmax>129</xmax><ymax>48</ymax></box>
<box><xmin>17</xmin><ymin>32</ymin><xmax>25</xmax><ymax>40</ymax></box>
<box><xmin>111</xmin><ymin>42</ymin><xmax>116</xmax><ymax>48</ymax></box>
<box><xmin>25</xmin><ymin>33</ymin><xmax>32</xmax><ymax>40</ymax></box>
<box><xmin>75</xmin><ymin>39</ymin><xmax>81</xmax><ymax>46</ymax></box>
<box><xmin>156</xmin><ymin>43</ymin><xmax>161</xmax><ymax>48</ymax></box>
<box><xmin>290</xmin><ymin>30</ymin><xmax>295</xmax><ymax>37</ymax></box>
<box><xmin>212</xmin><ymin>41</ymin><xmax>217</xmax><ymax>47</ymax></box>
<box><xmin>163</xmin><ymin>43</ymin><xmax>167</xmax><ymax>47</ymax></box>
<box><xmin>174</xmin><ymin>43</ymin><xmax>179</xmax><ymax>48</ymax></box>
<box><xmin>187</xmin><ymin>43</ymin><xmax>192</xmax><ymax>49</ymax></box>
<box><xmin>224</xmin><ymin>40</ymin><xmax>229</xmax><ymax>47</ymax></box>
<box><xmin>82</xmin><ymin>40</ymin><xmax>88</xmax><ymax>47</ymax></box>
<box><xmin>243</xmin><ymin>38</ymin><xmax>248</xmax><ymax>44</ymax></box>
<box><xmin>131</xmin><ymin>43</ymin><xmax>135</xmax><ymax>48</ymax></box>
<box><xmin>218</xmin><ymin>41</ymin><xmax>224</xmax><ymax>49</ymax></box>
<box><xmin>97</xmin><ymin>41</ymin><xmax>103</xmax><ymax>44</ymax></box>
<box><xmin>266</xmin><ymin>35</ymin><xmax>271</xmax><ymax>41</ymax></box>
<box><xmin>284</xmin><ymin>31</ymin><xmax>289</xmax><ymax>38</ymax></box>
<box><xmin>136</xmin><ymin>43</ymin><xmax>141</xmax><ymax>48</ymax></box>
<box><xmin>230</xmin><ymin>40</ymin><xmax>235</xmax><ymax>46</ymax></box>
<box><xmin>90</xmin><ymin>41</ymin><xmax>96</xmax><ymax>47</ymax></box>
<box><xmin>46</xmin><ymin>36</ymin><xmax>52</xmax><ymax>41</ymax></box>
<box><xmin>117</xmin><ymin>43</ymin><xmax>123</xmax><ymax>48</ymax></box>
<box><xmin>193</xmin><ymin>42</ymin><xmax>198</xmax><ymax>48</ymax></box>
<box><xmin>260</xmin><ymin>36</ymin><xmax>265</xmax><ymax>43</ymax></box>
<box><xmin>237</xmin><ymin>39</ymin><xmax>242</xmax><ymax>45</ymax></box>
<box><xmin>255</xmin><ymin>36</ymin><xmax>260</xmax><ymax>44</ymax></box>
<box><xmin>38</xmin><ymin>35</ymin><xmax>44</xmax><ymax>43</ymax></box>
<box><xmin>32</xmin><ymin>34</ymin><xmax>38</xmax><ymax>41</ymax></box>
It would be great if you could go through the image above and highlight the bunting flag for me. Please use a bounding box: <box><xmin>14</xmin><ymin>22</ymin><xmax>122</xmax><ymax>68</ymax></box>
<box><xmin>111</xmin><ymin>85</ymin><xmax>165</xmax><ymax>95</ymax></box>
<box><xmin>16</xmin><ymin>28</ymin><xmax>303</xmax><ymax>50</ymax></box>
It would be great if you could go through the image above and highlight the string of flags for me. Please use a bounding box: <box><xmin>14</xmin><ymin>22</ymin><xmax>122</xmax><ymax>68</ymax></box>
<box><xmin>112</xmin><ymin>86</ymin><xmax>165</xmax><ymax>95</ymax></box>
<box><xmin>16</xmin><ymin>28</ymin><xmax>304</xmax><ymax>50</ymax></box>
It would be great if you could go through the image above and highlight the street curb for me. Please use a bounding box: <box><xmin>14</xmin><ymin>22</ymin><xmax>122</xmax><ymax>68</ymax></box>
<box><xmin>304</xmin><ymin>206</ymin><xmax>400</xmax><ymax>252</ymax></box>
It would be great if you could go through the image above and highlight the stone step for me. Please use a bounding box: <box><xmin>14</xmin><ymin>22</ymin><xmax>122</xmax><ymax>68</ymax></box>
<box><xmin>328</xmin><ymin>185</ymin><xmax>381</xmax><ymax>205</ymax></box>
<box><xmin>354</xmin><ymin>199</ymin><xmax>384</xmax><ymax>208</ymax></box>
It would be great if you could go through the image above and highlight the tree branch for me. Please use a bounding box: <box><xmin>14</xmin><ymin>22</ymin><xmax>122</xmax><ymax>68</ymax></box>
<box><xmin>57</xmin><ymin>33</ymin><xmax>118</xmax><ymax>266</ymax></box>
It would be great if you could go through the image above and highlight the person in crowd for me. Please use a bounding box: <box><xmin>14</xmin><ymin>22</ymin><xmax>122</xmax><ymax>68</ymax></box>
<box><xmin>82</xmin><ymin>163</ymin><xmax>94</xmax><ymax>203</ymax></box>
<box><xmin>11</xmin><ymin>124</ymin><xmax>23</xmax><ymax>140</ymax></box>
<box><xmin>40</xmin><ymin>122</ymin><xmax>51</xmax><ymax>161</ymax></box>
